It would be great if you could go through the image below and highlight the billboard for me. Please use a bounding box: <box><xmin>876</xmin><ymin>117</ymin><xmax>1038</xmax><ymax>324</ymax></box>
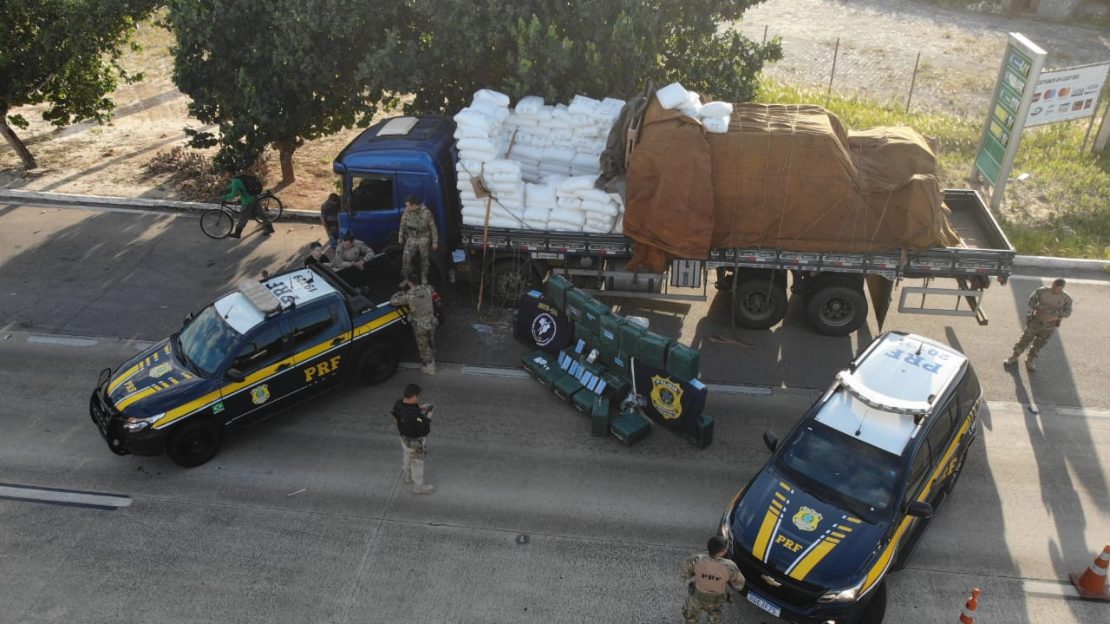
<box><xmin>1027</xmin><ymin>63</ymin><xmax>1109</xmax><ymax>127</ymax></box>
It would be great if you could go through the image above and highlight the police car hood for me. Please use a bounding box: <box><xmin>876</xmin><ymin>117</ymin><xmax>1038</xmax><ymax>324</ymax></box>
<box><xmin>106</xmin><ymin>339</ymin><xmax>207</xmax><ymax>417</ymax></box>
<box><xmin>731</xmin><ymin>467</ymin><xmax>886</xmax><ymax>589</ymax></box>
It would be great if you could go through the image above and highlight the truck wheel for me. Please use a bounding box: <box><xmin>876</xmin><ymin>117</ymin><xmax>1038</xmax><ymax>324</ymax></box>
<box><xmin>805</xmin><ymin>277</ymin><xmax>868</xmax><ymax>336</ymax></box>
<box><xmin>487</xmin><ymin>259</ymin><xmax>538</xmax><ymax>306</ymax></box>
<box><xmin>357</xmin><ymin>342</ymin><xmax>399</xmax><ymax>385</ymax></box>
<box><xmin>166</xmin><ymin>419</ymin><xmax>222</xmax><ymax>468</ymax></box>
<box><xmin>857</xmin><ymin>581</ymin><xmax>887</xmax><ymax>624</ymax></box>
<box><xmin>731</xmin><ymin>278</ymin><xmax>788</xmax><ymax>329</ymax></box>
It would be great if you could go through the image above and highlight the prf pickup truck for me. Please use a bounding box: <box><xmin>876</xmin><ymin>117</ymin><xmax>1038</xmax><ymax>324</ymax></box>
<box><xmin>89</xmin><ymin>264</ymin><xmax>431</xmax><ymax>467</ymax></box>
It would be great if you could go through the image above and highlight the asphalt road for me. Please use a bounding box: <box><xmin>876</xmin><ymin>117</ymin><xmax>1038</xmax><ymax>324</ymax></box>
<box><xmin>1</xmin><ymin>201</ymin><xmax>1108</xmax><ymax>623</ymax></box>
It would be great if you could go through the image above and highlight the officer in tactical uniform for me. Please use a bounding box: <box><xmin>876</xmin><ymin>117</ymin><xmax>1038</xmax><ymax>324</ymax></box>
<box><xmin>680</xmin><ymin>536</ymin><xmax>745</xmax><ymax>624</ymax></box>
<box><xmin>390</xmin><ymin>282</ymin><xmax>439</xmax><ymax>375</ymax></box>
<box><xmin>398</xmin><ymin>195</ymin><xmax>438</xmax><ymax>286</ymax></box>
<box><xmin>1005</xmin><ymin>277</ymin><xmax>1072</xmax><ymax>372</ymax></box>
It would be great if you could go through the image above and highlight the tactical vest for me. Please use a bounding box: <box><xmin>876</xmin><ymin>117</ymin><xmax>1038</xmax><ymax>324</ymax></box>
<box><xmin>401</xmin><ymin>208</ymin><xmax>432</xmax><ymax>240</ymax></box>
<box><xmin>693</xmin><ymin>555</ymin><xmax>732</xmax><ymax>594</ymax></box>
<box><xmin>407</xmin><ymin>287</ymin><xmax>436</xmax><ymax>326</ymax></box>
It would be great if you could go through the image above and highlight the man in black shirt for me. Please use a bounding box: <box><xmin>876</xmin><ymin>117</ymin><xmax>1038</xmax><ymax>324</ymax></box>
<box><xmin>304</xmin><ymin>241</ymin><xmax>331</xmax><ymax>268</ymax></box>
<box><xmin>392</xmin><ymin>383</ymin><xmax>435</xmax><ymax>494</ymax></box>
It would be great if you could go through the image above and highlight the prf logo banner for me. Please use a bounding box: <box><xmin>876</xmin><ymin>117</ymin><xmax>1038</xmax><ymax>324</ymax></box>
<box><xmin>973</xmin><ymin>33</ymin><xmax>1047</xmax><ymax>210</ymax></box>
<box><xmin>1027</xmin><ymin>62</ymin><xmax>1110</xmax><ymax>127</ymax></box>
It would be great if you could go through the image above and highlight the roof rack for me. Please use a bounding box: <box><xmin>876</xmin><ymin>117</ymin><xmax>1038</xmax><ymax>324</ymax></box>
<box><xmin>237</xmin><ymin>279</ymin><xmax>282</xmax><ymax>315</ymax></box>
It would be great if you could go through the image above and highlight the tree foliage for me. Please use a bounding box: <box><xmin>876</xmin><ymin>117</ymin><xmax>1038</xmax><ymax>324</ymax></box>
<box><xmin>165</xmin><ymin>0</ymin><xmax>401</xmax><ymax>182</ymax></box>
<box><xmin>163</xmin><ymin>0</ymin><xmax>779</xmax><ymax>181</ymax></box>
<box><xmin>386</xmin><ymin>0</ymin><xmax>782</xmax><ymax>114</ymax></box>
<box><xmin>0</xmin><ymin>0</ymin><xmax>158</xmax><ymax>169</ymax></box>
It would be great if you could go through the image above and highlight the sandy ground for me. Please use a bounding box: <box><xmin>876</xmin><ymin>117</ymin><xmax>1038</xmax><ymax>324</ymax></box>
<box><xmin>0</xmin><ymin>21</ymin><xmax>369</xmax><ymax>213</ymax></box>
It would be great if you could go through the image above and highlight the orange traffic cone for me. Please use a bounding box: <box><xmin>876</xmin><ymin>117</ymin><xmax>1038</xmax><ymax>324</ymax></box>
<box><xmin>959</xmin><ymin>587</ymin><xmax>981</xmax><ymax>623</ymax></box>
<box><xmin>1069</xmin><ymin>544</ymin><xmax>1110</xmax><ymax>601</ymax></box>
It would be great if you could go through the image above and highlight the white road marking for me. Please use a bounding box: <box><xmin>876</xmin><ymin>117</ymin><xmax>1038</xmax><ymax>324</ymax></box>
<box><xmin>27</xmin><ymin>335</ymin><xmax>99</xmax><ymax>347</ymax></box>
<box><xmin>1021</xmin><ymin>579</ymin><xmax>1082</xmax><ymax>600</ymax></box>
<box><xmin>988</xmin><ymin>401</ymin><xmax>1110</xmax><ymax>419</ymax></box>
<box><xmin>1056</xmin><ymin>407</ymin><xmax>1110</xmax><ymax>419</ymax></box>
<box><xmin>0</xmin><ymin>484</ymin><xmax>131</xmax><ymax>510</ymax></box>
<box><xmin>462</xmin><ymin>365</ymin><xmax>531</xmax><ymax>379</ymax></box>
<box><xmin>1009</xmin><ymin>275</ymin><xmax>1108</xmax><ymax>286</ymax></box>
<box><xmin>707</xmin><ymin>383</ymin><xmax>773</xmax><ymax>396</ymax></box>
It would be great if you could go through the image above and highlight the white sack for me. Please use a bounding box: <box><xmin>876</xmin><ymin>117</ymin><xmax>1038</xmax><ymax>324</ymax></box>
<box><xmin>655</xmin><ymin>82</ymin><xmax>689</xmax><ymax>110</ymax></box>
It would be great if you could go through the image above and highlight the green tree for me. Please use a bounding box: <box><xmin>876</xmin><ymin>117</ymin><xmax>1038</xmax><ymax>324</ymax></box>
<box><xmin>166</xmin><ymin>0</ymin><xmax>400</xmax><ymax>183</ymax></box>
<box><xmin>384</xmin><ymin>0</ymin><xmax>782</xmax><ymax>114</ymax></box>
<box><xmin>0</xmin><ymin>0</ymin><xmax>158</xmax><ymax>170</ymax></box>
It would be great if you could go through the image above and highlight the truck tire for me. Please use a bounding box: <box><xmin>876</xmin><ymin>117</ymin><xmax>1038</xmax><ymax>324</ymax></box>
<box><xmin>731</xmin><ymin>277</ymin><xmax>788</xmax><ymax>329</ymax></box>
<box><xmin>357</xmin><ymin>342</ymin><xmax>399</xmax><ymax>385</ymax></box>
<box><xmin>486</xmin><ymin>259</ymin><xmax>539</xmax><ymax>306</ymax></box>
<box><xmin>166</xmin><ymin>419</ymin><xmax>222</xmax><ymax>468</ymax></box>
<box><xmin>805</xmin><ymin>276</ymin><xmax>868</xmax><ymax>336</ymax></box>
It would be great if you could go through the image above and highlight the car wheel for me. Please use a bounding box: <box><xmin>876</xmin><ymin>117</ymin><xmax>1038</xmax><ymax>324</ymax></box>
<box><xmin>166</xmin><ymin>419</ymin><xmax>222</xmax><ymax>468</ymax></box>
<box><xmin>856</xmin><ymin>581</ymin><xmax>887</xmax><ymax>624</ymax></box>
<box><xmin>357</xmin><ymin>342</ymin><xmax>399</xmax><ymax>385</ymax></box>
<box><xmin>805</xmin><ymin>276</ymin><xmax>868</xmax><ymax>336</ymax></box>
<box><xmin>730</xmin><ymin>277</ymin><xmax>788</xmax><ymax>329</ymax></box>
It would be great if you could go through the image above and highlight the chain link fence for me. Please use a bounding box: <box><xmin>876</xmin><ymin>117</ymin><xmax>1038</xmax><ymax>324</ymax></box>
<box><xmin>740</xmin><ymin>23</ymin><xmax>997</xmax><ymax>119</ymax></box>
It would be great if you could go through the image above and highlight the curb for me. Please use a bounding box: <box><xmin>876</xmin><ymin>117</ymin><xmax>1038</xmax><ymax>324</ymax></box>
<box><xmin>0</xmin><ymin>188</ymin><xmax>319</xmax><ymax>223</ymax></box>
<box><xmin>2</xmin><ymin>188</ymin><xmax>1108</xmax><ymax>273</ymax></box>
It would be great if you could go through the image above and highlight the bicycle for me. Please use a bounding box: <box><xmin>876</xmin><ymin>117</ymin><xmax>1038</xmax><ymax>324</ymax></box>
<box><xmin>200</xmin><ymin>191</ymin><xmax>285</xmax><ymax>239</ymax></box>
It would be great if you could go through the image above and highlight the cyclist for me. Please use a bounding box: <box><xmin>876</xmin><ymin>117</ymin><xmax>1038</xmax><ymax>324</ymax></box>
<box><xmin>223</xmin><ymin>164</ymin><xmax>274</xmax><ymax>239</ymax></box>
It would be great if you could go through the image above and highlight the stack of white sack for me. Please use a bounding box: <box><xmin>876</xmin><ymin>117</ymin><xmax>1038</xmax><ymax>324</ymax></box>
<box><xmin>655</xmin><ymin>82</ymin><xmax>732</xmax><ymax>134</ymax></box>
<box><xmin>453</xmin><ymin>88</ymin><xmax>627</xmax><ymax>233</ymax></box>
<box><xmin>453</xmin><ymin>89</ymin><xmax>511</xmax><ymax>161</ymax></box>
<box><xmin>551</xmin><ymin>176</ymin><xmax>623</xmax><ymax>233</ymax></box>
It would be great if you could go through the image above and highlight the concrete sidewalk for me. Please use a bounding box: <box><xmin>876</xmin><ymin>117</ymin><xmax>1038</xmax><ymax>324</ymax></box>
<box><xmin>1</xmin><ymin>187</ymin><xmax>1107</xmax><ymax>273</ymax></box>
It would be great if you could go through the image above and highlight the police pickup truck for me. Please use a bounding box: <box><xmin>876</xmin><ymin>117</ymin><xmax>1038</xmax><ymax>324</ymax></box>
<box><xmin>719</xmin><ymin>332</ymin><xmax>981</xmax><ymax>624</ymax></box>
<box><xmin>89</xmin><ymin>264</ymin><xmax>428</xmax><ymax>467</ymax></box>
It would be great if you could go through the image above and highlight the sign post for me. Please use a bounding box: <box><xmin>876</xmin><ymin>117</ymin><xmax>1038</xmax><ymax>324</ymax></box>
<box><xmin>972</xmin><ymin>33</ymin><xmax>1047</xmax><ymax>211</ymax></box>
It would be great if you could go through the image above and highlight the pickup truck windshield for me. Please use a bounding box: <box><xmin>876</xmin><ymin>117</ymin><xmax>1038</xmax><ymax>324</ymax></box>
<box><xmin>178</xmin><ymin>305</ymin><xmax>240</xmax><ymax>377</ymax></box>
<box><xmin>777</xmin><ymin>422</ymin><xmax>902</xmax><ymax>521</ymax></box>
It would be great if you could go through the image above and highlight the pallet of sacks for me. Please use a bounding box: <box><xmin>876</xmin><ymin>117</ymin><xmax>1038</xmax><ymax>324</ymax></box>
<box><xmin>517</xmin><ymin>274</ymin><xmax>713</xmax><ymax>447</ymax></box>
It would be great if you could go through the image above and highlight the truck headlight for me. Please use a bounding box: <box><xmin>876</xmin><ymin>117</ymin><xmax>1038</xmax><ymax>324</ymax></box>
<box><xmin>123</xmin><ymin>413</ymin><xmax>164</xmax><ymax>432</ymax></box>
<box><xmin>818</xmin><ymin>579</ymin><xmax>864</xmax><ymax>603</ymax></box>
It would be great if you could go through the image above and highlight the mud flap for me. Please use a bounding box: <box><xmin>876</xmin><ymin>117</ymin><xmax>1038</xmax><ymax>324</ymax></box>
<box><xmin>866</xmin><ymin>275</ymin><xmax>894</xmax><ymax>330</ymax></box>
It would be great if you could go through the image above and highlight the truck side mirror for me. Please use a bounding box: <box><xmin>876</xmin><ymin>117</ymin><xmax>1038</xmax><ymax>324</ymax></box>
<box><xmin>762</xmin><ymin>431</ymin><xmax>778</xmax><ymax>452</ymax></box>
<box><xmin>226</xmin><ymin>368</ymin><xmax>246</xmax><ymax>383</ymax></box>
<box><xmin>183</xmin><ymin>311</ymin><xmax>195</xmax><ymax>325</ymax></box>
<box><xmin>907</xmin><ymin>501</ymin><xmax>934</xmax><ymax>519</ymax></box>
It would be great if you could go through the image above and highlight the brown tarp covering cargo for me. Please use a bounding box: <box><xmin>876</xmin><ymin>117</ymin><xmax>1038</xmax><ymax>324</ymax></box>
<box><xmin>623</xmin><ymin>100</ymin><xmax>961</xmax><ymax>272</ymax></box>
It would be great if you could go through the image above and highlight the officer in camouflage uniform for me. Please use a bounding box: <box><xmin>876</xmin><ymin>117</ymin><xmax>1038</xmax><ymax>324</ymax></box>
<box><xmin>680</xmin><ymin>536</ymin><xmax>746</xmax><ymax>624</ymax></box>
<box><xmin>398</xmin><ymin>195</ymin><xmax>438</xmax><ymax>286</ymax></box>
<box><xmin>390</xmin><ymin>282</ymin><xmax>439</xmax><ymax>375</ymax></box>
<box><xmin>1005</xmin><ymin>278</ymin><xmax>1072</xmax><ymax>372</ymax></box>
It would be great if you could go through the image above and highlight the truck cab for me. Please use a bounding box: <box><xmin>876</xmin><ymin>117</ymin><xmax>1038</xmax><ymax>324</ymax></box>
<box><xmin>333</xmin><ymin>116</ymin><xmax>461</xmax><ymax>282</ymax></box>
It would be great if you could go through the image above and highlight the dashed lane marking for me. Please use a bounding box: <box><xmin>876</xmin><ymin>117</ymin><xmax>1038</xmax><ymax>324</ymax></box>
<box><xmin>26</xmin><ymin>335</ymin><xmax>99</xmax><ymax>347</ymax></box>
<box><xmin>0</xmin><ymin>483</ymin><xmax>132</xmax><ymax>511</ymax></box>
<box><xmin>1021</xmin><ymin>579</ymin><xmax>1082</xmax><ymax>600</ymax></box>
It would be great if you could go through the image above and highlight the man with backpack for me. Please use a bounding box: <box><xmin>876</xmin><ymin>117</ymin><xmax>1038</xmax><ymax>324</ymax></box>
<box><xmin>223</xmin><ymin>164</ymin><xmax>273</xmax><ymax>238</ymax></box>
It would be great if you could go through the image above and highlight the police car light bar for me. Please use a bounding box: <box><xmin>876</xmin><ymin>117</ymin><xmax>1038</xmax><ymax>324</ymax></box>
<box><xmin>237</xmin><ymin>279</ymin><xmax>282</xmax><ymax>315</ymax></box>
<box><xmin>835</xmin><ymin>371</ymin><xmax>931</xmax><ymax>417</ymax></box>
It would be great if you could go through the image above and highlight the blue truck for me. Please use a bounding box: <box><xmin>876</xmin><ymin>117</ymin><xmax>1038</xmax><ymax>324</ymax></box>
<box><xmin>334</xmin><ymin>115</ymin><xmax>1015</xmax><ymax>336</ymax></box>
